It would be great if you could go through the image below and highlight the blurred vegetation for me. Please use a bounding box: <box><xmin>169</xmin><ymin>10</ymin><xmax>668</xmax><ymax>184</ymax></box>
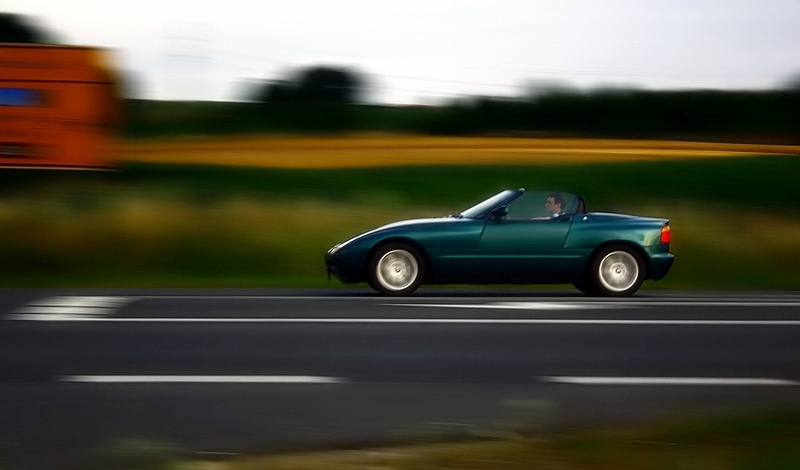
<box><xmin>0</xmin><ymin>12</ymin><xmax>58</xmax><ymax>43</ymax></box>
<box><xmin>1</xmin><ymin>156</ymin><xmax>798</xmax><ymax>289</ymax></box>
<box><xmin>123</xmin><ymin>63</ymin><xmax>800</xmax><ymax>143</ymax></box>
<box><xmin>123</xmin><ymin>99</ymin><xmax>442</xmax><ymax>136</ymax></box>
<box><xmin>254</xmin><ymin>66</ymin><xmax>364</xmax><ymax>105</ymax></box>
<box><xmin>122</xmin><ymin>91</ymin><xmax>800</xmax><ymax>142</ymax></box>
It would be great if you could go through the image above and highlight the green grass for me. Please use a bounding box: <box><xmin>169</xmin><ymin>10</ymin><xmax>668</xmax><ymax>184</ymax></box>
<box><xmin>5</xmin><ymin>155</ymin><xmax>800</xmax><ymax>208</ymax></box>
<box><xmin>1</xmin><ymin>156</ymin><xmax>798</xmax><ymax>288</ymax></box>
<box><xmin>129</xmin><ymin>409</ymin><xmax>800</xmax><ymax>470</ymax></box>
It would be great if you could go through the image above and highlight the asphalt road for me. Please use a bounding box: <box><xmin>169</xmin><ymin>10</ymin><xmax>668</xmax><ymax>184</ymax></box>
<box><xmin>2</xmin><ymin>288</ymin><xmax>800</xmax><ymax>469</ymax></box>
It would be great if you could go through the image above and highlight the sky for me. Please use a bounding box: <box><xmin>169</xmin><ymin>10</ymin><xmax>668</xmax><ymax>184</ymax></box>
<box><xmin>3</xmin><ymin>0</ymin><xmax>800</xmax><ymax>103</ymax></box>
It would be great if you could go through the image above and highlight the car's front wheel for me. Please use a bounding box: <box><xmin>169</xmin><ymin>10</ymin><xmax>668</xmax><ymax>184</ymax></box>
<box><xmin>369</xmin><ymin>243</ymin><xmax>425</xmax><ymax>296</ymax></box>
<box><xmin>588</xmin><ymin>245</ymin><xmax>644</xmax><ymax>297</ymax></box>
<box><xmin>572</xmin><ymin>278</ymin><xmax>597</xmax><ymax>295</ymax></box>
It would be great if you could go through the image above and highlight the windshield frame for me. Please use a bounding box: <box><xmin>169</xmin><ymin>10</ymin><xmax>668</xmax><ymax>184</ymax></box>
<box><xmin>459</xmin><ymin>189</ymin><xmax>525</xmax><ymax>219</ymax></box>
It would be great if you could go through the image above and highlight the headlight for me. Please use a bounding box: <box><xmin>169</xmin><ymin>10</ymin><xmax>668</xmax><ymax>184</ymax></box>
<box><xmin>328</xmin><ymin>234</ymin><xmax>361</xmax><ymax>255</ymax></box>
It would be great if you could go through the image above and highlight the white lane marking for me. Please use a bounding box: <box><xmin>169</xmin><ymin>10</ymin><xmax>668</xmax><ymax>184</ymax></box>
<box><xmin>20</xmin><ymin>296</ymin><xmax>131</xmax><ymax>308</ymax></box>
<box><xmin>7</xmin><ymin>295</ymin><xmax>800</xmax><ymax>318</ymax></box>
<box><xmin>136</xmin><ymin>296</ymin><xmax>800</xmax><ymax>308</ymax></box>
<box><xmin>31</xmin><ymin>295</ymin><xmax>800</xmax><ymax>307</ymax></box>
<box><xmin>387</xmin><ymin>301</ymin><xmax>800</xmax><ymax>309</ymax></box>
<box><xmin>61</xmin><ymin>375</ymin><xmax>800</xmax><ymax>386</ymax></box>
<box><xmin>9</xmin><ymin>317</ymin><xmax>800</xmax><ymax>325</ymax></box>
<box><xmin>62</xmin><ymin>375</ymin><xmax>343</xmax><ymax>384</ymax></box>
<box><xmin>12</xmin><ymin>296</ymin><xmax>132</xmax><ymax>319</ymax></box>
<box><xmin>612</xmin><ymin>301</ymin><xmax>800</xmax><ymax>307</ymax></box>
<box><xmin>541</xmin><ymin>377</ymin><xmax>800</xmax><ymax>386</ymax></box>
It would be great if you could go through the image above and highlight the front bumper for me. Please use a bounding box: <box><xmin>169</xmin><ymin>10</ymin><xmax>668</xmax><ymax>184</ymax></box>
<box><xmin>324</xmin><ymin>252</ymin><xmax>366</xmax><ymax>284</ymax></box>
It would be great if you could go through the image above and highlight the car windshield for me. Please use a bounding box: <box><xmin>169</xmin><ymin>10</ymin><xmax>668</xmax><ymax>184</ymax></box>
<box><xmin>459</xmin><ymin>190</ymin><xmax>519</xmax><ymax>219</ymax></box>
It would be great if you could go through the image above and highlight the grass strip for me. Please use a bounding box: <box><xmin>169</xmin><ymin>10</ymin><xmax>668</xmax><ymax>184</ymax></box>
<box><xmin>165</xmin><ymin>409</ymin><xmax>800</xmax><ymax>470</ymax></box>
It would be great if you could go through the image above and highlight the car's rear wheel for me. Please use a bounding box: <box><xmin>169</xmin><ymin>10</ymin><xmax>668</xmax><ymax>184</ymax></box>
<box><xmin>589</xmin><ymin>245</ymin><xmax>644</xmax><ymax>297</ymax></box>
<box><xmin>369</xmin><ymin>243</ymin><xmax>425</xmax><ymax>296</ymax></box>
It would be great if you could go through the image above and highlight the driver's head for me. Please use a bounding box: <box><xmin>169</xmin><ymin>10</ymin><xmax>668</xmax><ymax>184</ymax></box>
<box><xmin>545</xmin><ymin>191</ymin><xmax>566</xmax><ymax>215</ymax></box>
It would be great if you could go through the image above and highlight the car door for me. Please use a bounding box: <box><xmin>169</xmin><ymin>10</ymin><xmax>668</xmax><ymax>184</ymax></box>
<box><xmin>475</xmin><ymin>192</ymin><xmax>575</xmax><ymax>282</ymax></box>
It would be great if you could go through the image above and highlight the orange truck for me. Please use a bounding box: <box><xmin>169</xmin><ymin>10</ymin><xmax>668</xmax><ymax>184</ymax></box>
<box><xmin>0</xmin><ymin>44</ymin><xmax>120</xmax><ymax>169</ymax></box>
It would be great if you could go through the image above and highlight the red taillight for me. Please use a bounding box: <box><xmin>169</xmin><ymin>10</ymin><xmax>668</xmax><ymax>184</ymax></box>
<box><xmin>661</xmin><ymin>224</ymin><xmax>671</xmax><ymax>244</ymax></box>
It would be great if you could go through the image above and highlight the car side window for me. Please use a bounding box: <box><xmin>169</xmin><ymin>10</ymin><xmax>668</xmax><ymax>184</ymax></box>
<box><xmin>503</xmin><ymin>191</ymin><xmax>579</xmax><ymax>220</ymax></box>
<box><xmin>506</xmin><ymin>193</ymin><xmax>548</xmax><ymax>220</ymax></box>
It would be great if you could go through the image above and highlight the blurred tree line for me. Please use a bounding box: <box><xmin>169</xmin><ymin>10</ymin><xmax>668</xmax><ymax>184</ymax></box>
<box><xmin>0</xmin><ymin>13</ymin><xmax>57</xmax><ymax>43</ymax></box>
<box><xmin>429</xmin><ymin>88</ymin><xmax>800</xmax><ymax>142</ymax></box>
<box><xmin>125</xmin><ymin>65</ymin><xmax>800</xmax><ymax>143</ymax></box>
<box><xmin>250</xmin><ymin>66</ymin><xmax>365</xmax><ymax>131</ymax></box>
<box><xmin>2</xmin><ymin>11</ymin><xmax>795</xmax><ymax>143</ymax></box>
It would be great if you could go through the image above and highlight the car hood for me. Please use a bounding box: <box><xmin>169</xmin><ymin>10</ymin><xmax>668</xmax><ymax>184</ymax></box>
<box><xmin>362</xmin><ymin>217</ymin><xmax>458</xmax><ymax>236</ymax></box>
<box><xmin>339</xmin><ymin>217</ymin><xmax>458</xmax><ymax>247</ymax></box>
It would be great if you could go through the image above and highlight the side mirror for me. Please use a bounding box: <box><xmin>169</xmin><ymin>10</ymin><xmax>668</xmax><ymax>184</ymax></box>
<box><xmin>492</xmin><ymin>206</ymin><xmax>509</xmax><ymax>220</ymax></box>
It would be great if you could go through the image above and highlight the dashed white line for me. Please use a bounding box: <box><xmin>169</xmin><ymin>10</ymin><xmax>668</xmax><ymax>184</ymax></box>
<box><xmin>20</xmin><ymin>296</ymin><xmax>131</xmax><ymax>308</ymax></box>
<box><xmin>6</xmin><ymin>296</ymin><xmax>800</xmax><ymax>324</ymax></box>
<box><xmin>61</xmin><ymin>375</ymin><xmax>344</xmax><ymax>384</ymax></box>
<box><xmin>541</xmin><ymin>377</ymin><xmax>800</xmax><ymax>386</ymax></box>
<box><xmin>12</xmin><ymin>296</ymin><xmax>132</xmax><ymax>319</ymax></box>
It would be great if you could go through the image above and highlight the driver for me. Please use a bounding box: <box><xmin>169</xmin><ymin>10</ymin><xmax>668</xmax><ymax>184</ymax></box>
<box><xmin>544</xmin><ymin>191</ymin><xmax>566</xmax><ymax>217</ymax></box>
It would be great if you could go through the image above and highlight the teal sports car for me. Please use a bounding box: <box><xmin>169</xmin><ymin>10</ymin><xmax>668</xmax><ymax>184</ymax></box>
<box><xmin>325</xmin><ymin>189</ymin><xmax>673</xmax><ymax>296</ymax></box>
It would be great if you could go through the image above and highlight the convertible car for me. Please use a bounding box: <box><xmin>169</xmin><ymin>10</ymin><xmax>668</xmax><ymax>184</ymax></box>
<box><xmin>325</xmin><ymin>189</ymin><xmax>673</xmax><ymax>296</ymax></box>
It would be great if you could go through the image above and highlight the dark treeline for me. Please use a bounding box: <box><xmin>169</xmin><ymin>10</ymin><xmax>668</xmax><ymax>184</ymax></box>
<box><xmin>427</xmin><ymin>89</ymin><xmax>800</xmax><ymax>142</ymax></box>
<box><xmin>124</xmin><ymin>89</ymin><xmax>800</xmax><ymax>143</ymax></box>
<box><xmin>3</xmin><ymin>14</ymin><xmax>798</xmax><ymax>143</ymax></box>
<box><xmin>0</xmin><ymin>13</ymin><xmax>57</xmax><ymax>43</ymax></box>
<box><xmin>124</xmin><ymin>65</ymin><xmax>800</xmax><ymax>143</ymax></box>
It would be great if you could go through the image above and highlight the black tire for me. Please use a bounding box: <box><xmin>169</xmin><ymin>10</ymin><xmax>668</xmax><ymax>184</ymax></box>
<box><xmin>367</xmin><ymin>278</ymin><xmax>380</xmax><ymax>292</ymax></box>
<box><xmin>368</xmin><ymin>243</ymin><xmax>425</xmax><ymax>296</ymax></box>
<box><xmin>588</xmin><ymin>245</ymin><xmax>645</xmax><ymax>297</ymax></box>
<box><xmin>572</xmin><ymin>278</ymin><xmax>598</xmax><ymax>295</ymax></box>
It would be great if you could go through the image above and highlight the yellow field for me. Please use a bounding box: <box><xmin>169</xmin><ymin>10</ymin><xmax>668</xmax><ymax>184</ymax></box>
<box><xmin>121</xmin><ymin>135</ymin><xmax>800</xmax><ymax>168</ymax></box>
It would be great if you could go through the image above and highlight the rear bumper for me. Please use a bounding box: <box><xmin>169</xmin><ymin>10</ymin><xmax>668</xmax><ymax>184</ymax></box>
<box><xmin>649</xmin><ymin>252</ymin><xmax>675</xmax><ymax>281</ymax></box>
